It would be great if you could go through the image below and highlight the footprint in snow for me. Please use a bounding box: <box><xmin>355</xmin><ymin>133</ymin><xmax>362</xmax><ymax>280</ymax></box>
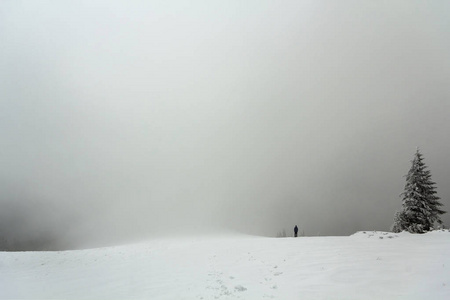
<box><xmin>235</xmin><ymin>285</ymin><xmax>247</xmax><ymax>292</ymax></box>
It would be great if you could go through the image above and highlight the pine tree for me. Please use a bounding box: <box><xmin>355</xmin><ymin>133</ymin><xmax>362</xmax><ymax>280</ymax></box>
<box><xmin>392</xmin><ymin>149</ymin><xmax>446</xmax><ymax>233</ymax></box>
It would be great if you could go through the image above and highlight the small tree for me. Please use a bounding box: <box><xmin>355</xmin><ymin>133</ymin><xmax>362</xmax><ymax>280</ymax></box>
<box><xmin>276</xmin><ymin>229</ymin><xmax>287</xmax><ymax>238</ymax></box>
<box><xmin>392</xmin><ymin>148</ymin><xmax>446</xmax><ymax>233</ymax></box>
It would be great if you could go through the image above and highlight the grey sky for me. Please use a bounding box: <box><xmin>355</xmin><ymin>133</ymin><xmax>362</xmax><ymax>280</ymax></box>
<box><xmin>1</xmin><ymin>0</ymin><xmax>450</xmax><ymax>248</ymax></box>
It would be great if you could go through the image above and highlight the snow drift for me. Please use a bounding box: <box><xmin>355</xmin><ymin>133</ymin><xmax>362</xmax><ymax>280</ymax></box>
<box><xmin>1</xmin><ymin>231</ymin><xmax>449</xmax><ymax>299</ymax></box>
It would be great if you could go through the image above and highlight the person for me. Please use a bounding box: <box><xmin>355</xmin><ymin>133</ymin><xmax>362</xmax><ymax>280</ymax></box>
<box><xmin>294</xmin><ymin>225</ymin><xmax>298</xmax><ymax>237</ymax></box>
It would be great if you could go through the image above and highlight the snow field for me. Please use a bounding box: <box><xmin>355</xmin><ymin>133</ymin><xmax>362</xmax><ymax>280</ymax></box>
<box><xmin>1</xmin><ymin>231</ymin><xmax>450</xmax><ymax>299</ymax></box>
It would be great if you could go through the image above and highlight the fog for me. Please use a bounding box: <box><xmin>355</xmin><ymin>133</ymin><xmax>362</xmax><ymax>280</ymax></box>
<box><xmin>1</xmin><ymin>0</ymin><xmax>450</xmax><ymax>249</ymax></box>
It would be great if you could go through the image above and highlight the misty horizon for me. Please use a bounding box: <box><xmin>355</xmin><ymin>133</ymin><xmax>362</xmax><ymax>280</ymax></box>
<box><xmin>1</xmin><ymin>0</ymin><xmax>450</xmax><ymax>250</ymax></box>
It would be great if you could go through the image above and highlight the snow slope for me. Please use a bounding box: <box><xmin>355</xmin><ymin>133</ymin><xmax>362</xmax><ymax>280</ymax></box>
<box><xmin>1</xmin><ymin>231</ymin><xmax>449</xmax><ymax>299</ymax></box>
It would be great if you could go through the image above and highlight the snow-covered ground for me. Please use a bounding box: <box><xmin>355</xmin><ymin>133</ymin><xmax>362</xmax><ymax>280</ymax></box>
<box><xmin>1</xmin><ymin>230</ymin><xmax>449</xmax><ymax>299</ymax></box>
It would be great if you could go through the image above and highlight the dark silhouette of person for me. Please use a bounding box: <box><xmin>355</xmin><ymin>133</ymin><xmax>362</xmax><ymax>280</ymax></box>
<box><xmin>294</xmin><ymin>225</ymin><xmax>298</xmax><ymax>237</ymax></box>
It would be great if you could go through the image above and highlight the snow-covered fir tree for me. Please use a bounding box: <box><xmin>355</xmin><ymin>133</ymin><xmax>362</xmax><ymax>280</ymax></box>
<box><xmin>392</xmin><ymin>149</ymin><xmax>446</xmax><ymax>233</ymax></box>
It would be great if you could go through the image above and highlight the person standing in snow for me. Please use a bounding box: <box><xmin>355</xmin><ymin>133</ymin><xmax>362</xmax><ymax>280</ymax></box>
<box><xmin>294</xmin><ymin>225</ymin><xmax>298</xmax><ymax>237</ymax></box>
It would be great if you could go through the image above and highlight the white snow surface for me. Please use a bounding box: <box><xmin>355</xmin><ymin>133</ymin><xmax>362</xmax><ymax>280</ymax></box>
<box><xmin>1</xmin><ymin>230</ymin><xmax>450</xmax><ymax>299</ymax></box>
